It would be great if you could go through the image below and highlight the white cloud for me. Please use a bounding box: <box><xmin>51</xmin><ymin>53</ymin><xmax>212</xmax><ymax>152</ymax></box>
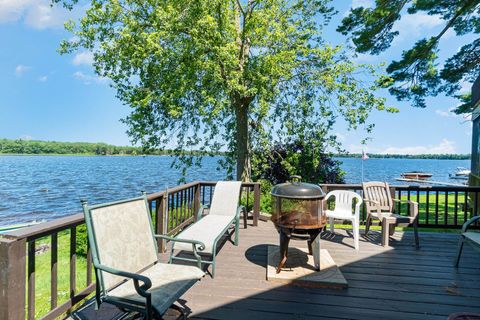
<box><xmin>435</xmin><ymin>109</ymin><xmax>455</xmax><ymax>118</ymax></box>
<box><xmin>335</xmin><ymin>132</ymin><xmax>346</xmax><ymax>142</ymax></box>
<box><xmin>435</xmin><ymin>107</ymin><xmax>472</xmax><ymax>122</ymax></box>
<box><xmin>72</xmin><ymin>52</ymin><xmax>94</xmax><ymax>66</ymax></box>
<box><xmin>351</xmin><ymin>0</ymin><xmax>374</xmax><ymax>9</ymax></box>
<box><xmin>392</xmin><ymin>13</ymin><xmax>443</xmax><ymax>44</ymax></box>
<box><xmin>73</xmin><ymin>71</ymin><xmax>107</xmax><ymax>85</ymax></box>
<box><xmin>379</xmin><ymin>139</ymin><xmax>456</xmax><ymax>155</ymax></box>
<box><xmin>15</xmin><ymin>64</ymin><xmax>31</xmax><ymax>76</ymax></box>
<box><xmin>459</xmin><ymin>80</ymin><xmax>471</xmax><ymax>94</ymax></box>
<box><xmin>0</xmin><ymin>0</ymin><xmax>83</xmax><ymax>29</ymax></box>
<box><xmin>38</xmin><ymin>75</ymin><xmax>48</xmax><ymax>82</ymax></box>
<box><xmin>19</xmin><ymin>135</ymin><xmax>32</xmax><ymax>141</ymax></box>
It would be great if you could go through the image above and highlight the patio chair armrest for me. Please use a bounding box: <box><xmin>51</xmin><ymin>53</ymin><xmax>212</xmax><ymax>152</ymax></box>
<box><xmin>95</xmin><ymin>264</ymin><xmax>152</xmax><ymax>297</ymax></box>
<box><xmin>393</xmin><ymin>199</ymin><xmax>419</xmax><ymax>218</ymax></box>
<box><xmin>154</xmin><ymin>234</ymin><xmax>206</xmax><ymax>252</ymax></box>
<box><xmin>236</xmin><ymin>205</ymin><xmax>246</xmax><ymax>220</ymax></box>
<box><xmin>196</xmin><ymin>204</ymin><xmax>210</xmax><ymax>221</ymax></box>
<box><xmin>363</xmin><ymin>199</ymin><xmax>382</xmax><ymax>214</ymax></box>
<box><xmin>462</xmin><ymin>215</ymin><xmax>480</xmax><ymax>233</ymax></box>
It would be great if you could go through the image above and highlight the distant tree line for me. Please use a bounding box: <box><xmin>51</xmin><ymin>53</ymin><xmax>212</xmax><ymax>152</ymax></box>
<box><xmin>336</xmin><ymin>153</ymin><xmax>470</xmax><ymax>160</ymax></box>
<box><xmin>0</xmin><ymin>139</ymin><xmax>164</xmax><ymax>155</ymax></box>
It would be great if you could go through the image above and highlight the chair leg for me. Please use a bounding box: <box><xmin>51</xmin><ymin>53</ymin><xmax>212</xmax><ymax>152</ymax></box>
<box><xmin>234</xmin><ymin>216</ymin><xmax>240</xmax><ymax>246</ymax></box>
<box><xmin>413</xmin><ymin>220</ymin><xmax>420</xmax><ymax>249</ymax></box>
<box><xmin>365</xmin><ymin>214</ymin><xmax>372</xmax><ymax>235</ymax></box>
<box><xmin>329</xmin><ymin>217</ymin><xmax>334</xmax><ymax>234</ymax></box>
<box><xmin>211</xmin><ymin>255</ymin><xmax>216</xmax><ymax>278</ymax></box>
<box><xmin>453</xmin><ymin>237</ymin><xmax>465</xmax><ymax>267</ymax></box>
<box><xmin>388</xmin><ymin>223</ymin><xmax>395</xmax><ymax>236</ymax></box>
<box><xmin>381</xmin><ymin>218</ymin><xmax>389</xmax><ymax>247</ymax></box>
<box><xmin>352</xmin><ymin>219</ymin><xmax>359</xmax><ymax>251</ymax></box>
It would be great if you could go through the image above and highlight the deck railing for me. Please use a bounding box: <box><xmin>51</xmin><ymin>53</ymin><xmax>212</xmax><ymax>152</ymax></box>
<box><xmin>321</xmin><ymin>184</ymin><xmax>480</xmax><ymax>229</ymax></box>
<box><xmin>0</xmin><ymin>181</ymin><xmax>260</xmax><ymax>320</ymax></box>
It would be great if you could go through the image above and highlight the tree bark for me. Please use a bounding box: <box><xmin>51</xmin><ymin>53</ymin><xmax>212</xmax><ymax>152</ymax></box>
<box><xmin>235</xmin><ymin>100</ymin><xmax>251</xmax><ymax>181</ymax></box>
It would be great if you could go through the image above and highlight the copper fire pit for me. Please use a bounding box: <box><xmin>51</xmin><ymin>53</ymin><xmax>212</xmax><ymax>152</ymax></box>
<box><xmin>271</xmin><ymin>176</ymin><xmax>326</xmax><ymax>273</ymax></box>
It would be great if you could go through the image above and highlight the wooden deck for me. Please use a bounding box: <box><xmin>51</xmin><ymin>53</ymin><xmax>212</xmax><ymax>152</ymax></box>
<box><xmin>73</xmin><ymin>220</ymin><xmax>480</xmax><ymax>320</ymax></box>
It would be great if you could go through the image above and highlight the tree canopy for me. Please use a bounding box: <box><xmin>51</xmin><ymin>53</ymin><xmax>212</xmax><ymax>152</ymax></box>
<box><xmin>338</xmin><ymin>0</ymin><xmax>480</xmax><ymax>114</ymax></box>
<box><xmin>58</xmin><ymin>0</ymin><xmax>391</xmax><ymax>181</ymax></box>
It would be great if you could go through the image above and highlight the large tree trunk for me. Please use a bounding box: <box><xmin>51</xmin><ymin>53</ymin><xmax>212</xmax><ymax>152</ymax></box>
<box><xmin>235</xmin><ymin>101</ymin><xmax>251</xmax><ymax>181</ymax></box>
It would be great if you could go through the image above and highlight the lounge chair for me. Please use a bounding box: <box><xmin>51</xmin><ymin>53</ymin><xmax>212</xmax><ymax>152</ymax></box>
<box><xmin>166</xmin><ymin>181</ymin><xmax>245</xmax><ymax>277</ymax></box>
<box><xmin>362</xmin><ymin>181</ymin><xmax>419</xmax><ymax>248</ymax></box>
<box><xmin>325</xmin><ymin>190</ymin><xmax>362</xmax><ymax>250</ymax></box>
<box><xmin>453</xmin><ymin>215</ymin><xmax>480</xmax><ymax>267</ymax></box>
<box><xmin>82</xmin><ymin>195</ymin><xmax>204</xmax><ymax>320</ymax></box>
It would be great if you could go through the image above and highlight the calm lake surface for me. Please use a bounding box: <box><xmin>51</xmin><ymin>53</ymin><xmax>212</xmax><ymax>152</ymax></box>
<box><xmin>0</xmin><ymin>155</ymin><xmax>470</xmax><ymax>225</ymax></box>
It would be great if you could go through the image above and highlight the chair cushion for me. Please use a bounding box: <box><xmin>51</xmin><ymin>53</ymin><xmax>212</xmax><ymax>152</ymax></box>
<box><xmin>326</xmin><ymin>209</ymin><xmax>355</xmax><ymax>220</ymax></box>
<box><xmin>107</xmin><ymin>263</ymin><xmax>204</xmax><ymax>316</ymax></box>
<box><xmin>464</xmin><ymin>232</ymin><xmax>480</xmax><ymax>245</ymax></box>
<box><xmin>173</xmin><ymin>215</ymin><xmax>235</xmax><ymax>254</ymax></box>
<box><xmin>209</xmin><ymin>181</ymin><xmax>242</xmax><ymax>217</ymax></box>
<box><xmin>89</xmin><ymin>199</ymin><xmax>158</xmax><ymax>289</ymax></box>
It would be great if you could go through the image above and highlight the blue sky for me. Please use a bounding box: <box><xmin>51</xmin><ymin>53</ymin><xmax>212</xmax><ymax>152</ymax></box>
<box><xmin>0</xmin><ymin>0</ymin><xmax>474</xmax><ymax>154</ymax></box>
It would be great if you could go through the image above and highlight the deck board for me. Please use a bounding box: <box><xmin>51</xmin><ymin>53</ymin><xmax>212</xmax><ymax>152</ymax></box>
<box><xmin>71</xmin><ymin>220</ymin><xmax>480</xmax><ymax>320</ymax></box>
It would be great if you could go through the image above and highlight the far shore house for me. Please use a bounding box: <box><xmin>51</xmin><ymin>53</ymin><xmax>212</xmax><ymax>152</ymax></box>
<box><xmin>471</xmin><ymin>75</ymin><xmax>480</xmax><ymax>186</ymax></box>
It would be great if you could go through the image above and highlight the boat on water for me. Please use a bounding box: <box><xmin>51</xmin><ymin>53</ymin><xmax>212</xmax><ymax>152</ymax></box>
<box><xmin>449</xmin><ymin>167</ymin><xmax>470</xmax><ymax>179</ymax></box>
<box><xmin>400</xmin><ymin>171</ymin><xmax>433</xmax><ymax>180</ymax></box>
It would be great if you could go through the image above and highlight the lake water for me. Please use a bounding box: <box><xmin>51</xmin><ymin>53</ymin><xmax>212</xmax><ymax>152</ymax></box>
<box><xmin>0</xmin><ymin>155</ymin><xmax>470</xmax><ymax>225</ymax></box>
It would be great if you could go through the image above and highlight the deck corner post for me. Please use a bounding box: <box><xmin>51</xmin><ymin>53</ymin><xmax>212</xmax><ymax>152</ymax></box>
<box><xmin>157</xmin><ymin>195</ymin><xmax>167</xmax><ymax>253</ymax></box>
<box><xmin>253</xmin><ymin>182</ymin><xmax>261</xmax><ymax>227</ymax></box>
<box><xmin>193</xmin><ymin>183</ymin><xmax>201</xmax><ymax>221</ymax></box>
<box><xmin>0</xmin><ymin>237</ymin><xmax>26</xmax><ymax>320</ymax></box>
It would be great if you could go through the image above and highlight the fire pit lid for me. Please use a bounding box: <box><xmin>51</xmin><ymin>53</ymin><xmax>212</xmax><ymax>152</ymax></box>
<box><xmin>271</xmin><ymin>175</ymin><xmax>325</xmax><ymax>200</ymax></box>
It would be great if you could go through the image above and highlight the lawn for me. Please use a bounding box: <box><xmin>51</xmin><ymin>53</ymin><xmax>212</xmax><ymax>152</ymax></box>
<box><xmin>32</xmin><ymin>229</ymin><xmax>89</xmax><ymax>319</ymax></box>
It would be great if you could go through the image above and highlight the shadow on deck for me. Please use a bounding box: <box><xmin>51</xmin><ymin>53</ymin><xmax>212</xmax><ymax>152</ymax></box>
<box><xmin>72</xmin><ymin>220</ymin><xmax>480</xmax><ymax>320</ymax></box>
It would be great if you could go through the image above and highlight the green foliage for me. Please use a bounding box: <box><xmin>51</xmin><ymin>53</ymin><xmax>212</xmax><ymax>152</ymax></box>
<box><xmin>252</xmin><ymin>138</ymin><xmax>345</xmax><ymax>185</ymax></box>
<box><xmin>0</xmin><ymin>138</ymin><xmax>141</xmax><ymax>155</ymax></box>
<box><xmin>339</xmin><ymin>1</ymin><xmax>480</xmax><ymax>112</ymax></box>
<box><xmin>57</xmin><ymin>0</ymin><xmax>390</xmax><ymax>180</ymax></box>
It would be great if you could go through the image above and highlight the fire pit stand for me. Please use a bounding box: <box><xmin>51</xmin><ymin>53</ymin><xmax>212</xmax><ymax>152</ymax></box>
<box><xmin>267</xmin><ymin>176</ymin><xmax>348</xmax><ymax>288</ymax></box>
<box><xmin>271</xmin><ymin>176</ymin><xmax>326</xmax><ymax>273</ymax></box>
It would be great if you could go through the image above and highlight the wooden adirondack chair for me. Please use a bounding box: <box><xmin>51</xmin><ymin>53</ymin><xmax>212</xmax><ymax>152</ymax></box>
<box><xmin>362</xmin><ymin>181</ymin><xmax>420</xmax><ymax>248</ymax></box>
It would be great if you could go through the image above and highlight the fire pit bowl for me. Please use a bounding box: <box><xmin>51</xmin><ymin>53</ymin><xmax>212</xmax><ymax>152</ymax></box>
<box><xmin>271</xmin><ymin>176</ymin><xmax>326</xmax><ymax>273</ymax></box>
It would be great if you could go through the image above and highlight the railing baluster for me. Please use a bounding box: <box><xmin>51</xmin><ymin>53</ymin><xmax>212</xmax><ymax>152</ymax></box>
<box><xmin>444</xmin><ymin>191</ymin><xmax>449</xmax><ymax>226</ymax></box>
<box><xmin>86</xmin><ymin>243</ymin><xmax>92</xmax><ymax>285</ymax></box>
<box><xmin>51</xmin><ymin>233</ymin><xmax>58</xmax><ymax>310</ymax></box>
<box><xmin>435</xmin><ymin>191</ymin><xmax>439</xmax><ymax>225</ymax></box>
<box><xmin>175</xmin><ymin>192</ymin><xmax>179</xmax><ymax>228</ymax></box>
<box><xmin>474</xmin><ymin>191</ymin><xmax>479</xmax><ymax>217</ymax></box>
<box><xmin>28</xmin><ymin>241</ymin><xmax>35</xmax><ymax>320</ymax></box>
<box><xmin>464</xmin><ymin>191</ymin><xmax>469</xmax><ymax>222</ymax></box>
<box><xmin>454</xmin><ymin>191</ymin><xmax>459</xmax><ymax>227</ymax></box>
<box><xmin>70</xmin><ymin>227</ymin><xmax>77</xmax><ymax>300</ymax></box>
<box><xmin>426</xmin><ymin>191</ymin><xmax>430</xmax><ymax>225</ymax></box>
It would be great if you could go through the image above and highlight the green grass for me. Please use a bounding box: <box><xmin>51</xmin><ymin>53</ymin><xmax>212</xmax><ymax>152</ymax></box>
<box><xmin>32</xmin><ymin>229</ymin><xmax>89</xmax><ymax>319</ymax></box>
<box><xmin>396</xmin><ymin>192</ymin><xmax>471</xmax><ymax>226</ymax></box>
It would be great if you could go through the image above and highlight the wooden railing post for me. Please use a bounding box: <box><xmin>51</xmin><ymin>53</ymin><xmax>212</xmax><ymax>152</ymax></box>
<box><xmin>253</xmin><ymin>183</ymin><xmax>261</xmax><ymax>227</ymax></box>
<box><xmin>0</xmin><ymin>237</ymin><xmax>26</xmax><ymax>320</ymax></box>
<box><xmin>193</xmin><ymin>183</ymin><xmax>201</xmax><ymax>221</ymax></box>
<box><xmin>156</xmin><ymin>194</ymin><xmax>167</xmax><ymax>253</ymax></box>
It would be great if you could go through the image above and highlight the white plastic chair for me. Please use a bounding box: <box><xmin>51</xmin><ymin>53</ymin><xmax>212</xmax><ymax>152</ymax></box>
<box><xmin>325</xmin><ymin>190</ymin><xmax>363</xmax><ymax>250</ymax></box>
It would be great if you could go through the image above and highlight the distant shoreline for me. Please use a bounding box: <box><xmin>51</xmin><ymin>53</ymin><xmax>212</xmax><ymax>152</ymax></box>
<box><xmin>0</xmin><ymin>153</ymin><xmax>470</xmax><ymax>160</ymax></box>
<box><xmin>0</xmin><ymin>138</ymin><xmax>470</xmax><ymax>160</ymax></box>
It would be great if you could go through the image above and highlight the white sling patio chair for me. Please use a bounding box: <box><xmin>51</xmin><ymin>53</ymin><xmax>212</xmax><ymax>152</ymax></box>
<box><xmin>325</xmin><ymin>190</ymin><xmax>362</xmax><ymax>250</ymax></box>
<box><xmin>165</xmin><ymin>181</ymin><xmax>245</xmax><ymax>278</ymax></box>
<box><xmin>82</xmin><ymin>194</ymin><xmax>204</xmax><ymax>320</ymax></box>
